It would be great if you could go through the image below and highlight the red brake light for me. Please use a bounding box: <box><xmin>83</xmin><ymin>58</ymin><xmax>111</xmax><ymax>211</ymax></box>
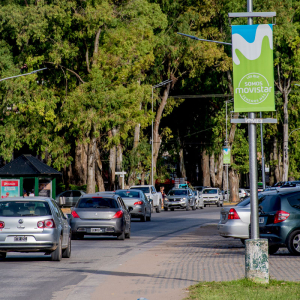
<box><xmin>228</xmin><ymin>208</ymin><xmax>240</xmax><ymax>220</ymax></box>
<box><xmin>0</xmin><ymin>221</ymin><xmax>5</xmax><ymax>229</ymax></box>
<box><xmin>112</xmin><ymin>210</ymin><xmax>123</xmax><ymax>219</ymax></box>
<box><xmin>134</xmin><ymin>201</ymin><xmax>143</xmax><ymax>205</ymax></box>
<box><xmin>274</xmin><ymin>210</ymin><xmax>290</xmax><ymax>224</ymax></box>
<box><xmin>71</xmin><ymin>211</ymin><xmax>80</xmax><ymax>218</ymax></box>
<box><xmin>37</xmin><ymin>219</ymin><xmax>55</xmax><ymax>228</ymax></box>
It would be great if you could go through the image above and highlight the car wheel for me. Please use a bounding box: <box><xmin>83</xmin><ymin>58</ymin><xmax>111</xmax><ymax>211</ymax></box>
<box><xmin>146</xmin><ymin>210</ymin><xmax>151</xmax><ymax>221</ymax></box>
<box><xmin>287</xmin><ymin>230</ymin><xmax>300</xmax><ymax>255</ymax></box>
<box><xmin>0</xmin><ymin>252</ymin><xmax>6</xmax><ymax>259</ymax></box>
<box><xmin>156</xmin><ymin>201</ymin><xmax>161</xmax><ymax>213</ymax></box>
<box><xmin>62</xmin><ymin>234</ymin><xmax>72</xmax><ymax>258</ymax></box>
<box><xmin>51</xmin><ymin>236</ymin><xmax>62</xmax><ymax>261</ymax></box>
<box><xmin>220</xmin><ymin>203</ymin><xmax>223</xmax><ymax>207</ymax></box>
<box><xmin>164</xmin><ymin>207</ymin><xmax>168</xmax><ymax>211</ymax></box>
<box><xmin>140</xmin><ymin>212</ymin><xmax>146</xmax><ymax>222</ymax></box>
<box><xmin>117</xmin><ymin>229</ymin><xmax>125</xmax><ymax>240</ymax></box>
<box><xmin>125</xmin><ymin>227</ymin><xmax>131</xmax><ymax>239</ymax></box>
<box><xmin>200</xmin><ymin>205</ymin><xmax>204</xmax><ymax>209</ymax></box>
<box><xmin>269</xmin><ymin>245</ymin><xmax>280</xmax><ymax>255</ymax></box>
<box><xmin>204</xmin><ymin>204</ymin><xmax>206</xmax><ymax>207</ymax></box>
<box><xmin>192</xmin><ymin>203</ymin><xmax>196</xmax><ymax>210</ymax></box>
<box><xmin>186</xmin><ymin>203</ymin><xmax>190</xmax><ymax>211</ymax></box>
<box><xmin>217</xmin><ymin>202</ymin><xmax>220</xmax><ymax>207</ymax></box>
<box><xmin>170</xmin><ymin>208</ymin><xmax>174</xmax><ymax>211</ymax></box>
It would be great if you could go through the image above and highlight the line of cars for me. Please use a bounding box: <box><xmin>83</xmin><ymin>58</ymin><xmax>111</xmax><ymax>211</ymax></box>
<box><xmin>0</xmin><ymin>184</ymin><xmax>212</xmax><ymax>261</ymax></box>
<box><xmin>218</xmin><ymin>186</ymin><xmax>300</xmax><ymax>255</ymax></box>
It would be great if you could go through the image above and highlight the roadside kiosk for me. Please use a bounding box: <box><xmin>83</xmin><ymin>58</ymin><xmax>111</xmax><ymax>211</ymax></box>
<box><xmin>0</xmin><ymin>154</ymin><xmax>61</xmax><ymax>199</ymax></box>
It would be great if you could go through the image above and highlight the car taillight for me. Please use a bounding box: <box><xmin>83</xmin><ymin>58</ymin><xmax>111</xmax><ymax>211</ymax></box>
<box><xmin>0</xmin><ymin>221</ymin><xmax>5</xmax><ymax>229</ymax></box>
<box><xmin>71</xmin><ymin>211</ymin><xmax>80</xmax><ymax>218</ymax></box>
<box><xmin>228</xmin><ymin>208</ymin><xmax>240</xmax><ymax>220</ymax></box>
<box><xmin>134</xmin><ymin>201</ymin><xmax>143</xmax><ymax>205</ymax></box>
<box><xmin>37</xmin><ymin>219</ymin><xmax>55</xmax><ymax>228</ymax></box>
<box><xmin>274</xmin><ymin>210</ymin><xmax>290</xmax><ymax>224</ymax></box>
<box><xmin>112</xmin><ymin>210</ymin><xmax>123</xmax><ymax>219</ymax></box>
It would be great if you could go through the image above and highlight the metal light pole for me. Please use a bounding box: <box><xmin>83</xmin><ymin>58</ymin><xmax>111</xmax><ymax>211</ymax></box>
<box><xmin>260</xmin><ymin>112</ymin><xmax>266</xmax><ymax>190</ymax></box>
<box><xmin>151</xmin><ymin>80</ymin><xmax>172</xmax><ymax>186</ymax></box>
<box><xmin>225</xmin><ymin>99</ymin><xmax>233</xmax><ymax>201</ymax></box>
<box><xmin>0</xmin><ymin>68</ymin><xmax>47</xmax><ymax>82</ymax></box>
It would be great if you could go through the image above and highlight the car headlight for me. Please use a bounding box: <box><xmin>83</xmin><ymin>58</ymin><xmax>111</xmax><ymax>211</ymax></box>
<box><xmin>182</xmin><ymin>198</ymin><xmax>186</xmax><ymax>201</ymax></box>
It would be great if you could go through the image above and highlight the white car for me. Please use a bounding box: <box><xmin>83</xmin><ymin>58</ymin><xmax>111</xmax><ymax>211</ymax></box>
<box><xmin>202</xmin><ymin>188</ymin><xmax>223</xmax><ymax>207</ymax></box>
<box><xmin>193</xmin><ymin>190</ymin><xmax>204</xmax><ymax>209</ymax></box>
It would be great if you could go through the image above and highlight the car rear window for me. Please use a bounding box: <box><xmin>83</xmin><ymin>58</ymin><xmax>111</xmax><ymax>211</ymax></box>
<box><xmin>78</xmin><ymin>197</ymin><xmax>119</xmax><ymax>208</ymax></box>
<box><xmin>168</xmin><ymin>190</ymin><xmax>187</xmax><ymax>196</ymax></box>
<box><xmin>0</xmin><ymin>201</ymin><xmax>51</xmax><ymax>217</ymax></box>
<box><xmin>258</xmin><ymin>194</ymin><xmax>281</xmax><ymax>212</ymax></box>
<box><xmin>287</xmin><ymin>192</ymin><xmax>300</xmax><ymax>210</ymax></box>
<box><xmin>130</xmin><ymin>187</ymin><xmax>150</xmax><ymax>193</ymax></box>
<box><xmin>116</xmin><ymin>191</ymin><xmax>140</xmax><ymax>198</ymax></box>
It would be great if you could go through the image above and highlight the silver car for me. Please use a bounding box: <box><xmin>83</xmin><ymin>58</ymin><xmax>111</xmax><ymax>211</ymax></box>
<box><xmin>115</xmin><ymin>190</ymin><xmax>152</xmax><ymax>222</ymax></box>
<box><xmin>70</xmin><ymin>192</ymin><xmax>131</xmax><ymax>240</ymax></box>
<box><xmin>218</xmin><ymin>190</ymin><xmax>280</xmax><ymax>243</ymax></box>
<box><xmin>0</xmin><ymin>197</ymin><xmax>71</xmax><ymax>261</ymax></box>
<box><xmin>56</xmin><ymin>190</ymin><xmax>86</xmax><ymax>207</ymax></box>
<box><xmin>202</xmin><ymin>188</ymin><xmax>223</xmax><ymax>207</ymax></box>
<box><xmin>164</xmin><ymin>188</ymin><xmax>196</xmax><ymax>211</ymax></box>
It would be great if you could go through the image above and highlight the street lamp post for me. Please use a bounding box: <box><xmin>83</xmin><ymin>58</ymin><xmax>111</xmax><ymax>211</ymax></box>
<box><xmin>151</xmin><ymin>80</ymin><xmax>172</xmax><ymax>186</ymax></box>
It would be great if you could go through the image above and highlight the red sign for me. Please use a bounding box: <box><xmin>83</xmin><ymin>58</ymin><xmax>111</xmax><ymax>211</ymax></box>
<box><xmin>1</xmin><ymin>180</ymin><xmax>18</xmax><ymax>187</ymax></box>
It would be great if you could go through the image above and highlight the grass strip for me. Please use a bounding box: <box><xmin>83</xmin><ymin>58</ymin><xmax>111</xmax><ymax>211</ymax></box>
<box><xmin>185</xmin><ymin>279</ymin><xmax>300</xmax><ymax>300</ymax></box>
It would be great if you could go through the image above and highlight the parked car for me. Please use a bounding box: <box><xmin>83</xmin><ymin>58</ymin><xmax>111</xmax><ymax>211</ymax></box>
<box><xmin>0</xmin><ymin>197</ymin><xmax>72</xmax><ymax>261</ymax></box>
<box><xmin>130</xmin><ymin>185</ymin><xmax>162</xmax><ymax>213</ymax></box>
<box><xmin>239</xmin><ymin>188</ymin><xmax>250</xmax><ymax>199</ymax></box>
<box><xmin>55</xmin><ymin>190</ymin><xmax>86</xmax><ymax>207</ymax></box>
<box><xmin>193</xmin><ymin>190</ymin><xmax>204</xmax><ymax>209</ymax></box>
<box><xmin>115</xmin><ymin>189</ymin><xmax>152</xmax><ymax>222</ymax></box>
<box><xmin>218</xmin><ymin>188</ymin><xmax>300</xmax><ymax>244</ymax></box>
<box><xmin>259</xmin><ymin>190</ymin><xmax>300</xmax><ymax>255</ymax></box>
<box><xmin>194</xmin><ymin>186</ymin><xmax>209</xmax><ymax>194</ymax></box>
<box><xmin>70</xmin><ymin>192</ymin><xmax>131</xmax><ymax>240</ymax></box>
<box><xmin>164</xmin><ymin>188</ymin><xmax>196</xmax><ymax>211</ymax></box>
<box><xmin>202</xmin><ymin>188</ymin><xmax>223</xmax><ymax>207</ymax></box>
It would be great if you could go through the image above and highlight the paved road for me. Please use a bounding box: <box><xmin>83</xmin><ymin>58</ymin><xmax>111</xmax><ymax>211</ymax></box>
<box><xmin>0</xmin><ymin>207</ymin><xmax>220</xmax><ymax>300</ymax></box>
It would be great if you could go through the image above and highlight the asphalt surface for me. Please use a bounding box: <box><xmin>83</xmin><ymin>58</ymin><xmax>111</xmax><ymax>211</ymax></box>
<box><xmin>0</xmin><ymin>206</ymin><xmax>220</xmax><ymax>300</ymax></box>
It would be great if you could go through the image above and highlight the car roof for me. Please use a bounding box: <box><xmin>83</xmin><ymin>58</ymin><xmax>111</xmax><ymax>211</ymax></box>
<box><xmin>0</xmin><ymin>197</ymin><xmax>51</xmax><ymax>201</ymax></box>
<box><xmin>130</xmin><ymin>185</ymin><xmax>151</xmax><ymax>187</ymax></box>
<box><xmin>81</xmin><ymin>192</ymin><xmax>116</xmax><ymax>198</ymax></box>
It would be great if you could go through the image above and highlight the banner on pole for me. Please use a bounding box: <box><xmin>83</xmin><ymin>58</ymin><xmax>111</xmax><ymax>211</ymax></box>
<box><xmin>232</xmin><ymin>24</ymin><xmax>275</xmax><ymax>112</ymax></box>
<box><xmin>223</xmin><ymin>146</ymin><xmax>231</xmax><ymax>165</ymax></box>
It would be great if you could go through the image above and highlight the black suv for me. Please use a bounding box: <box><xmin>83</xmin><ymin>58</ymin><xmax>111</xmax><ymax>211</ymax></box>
<box><xmin>259</xmin><ymin>189</ymin><xmax>300</xmax><ymax>255</ymax></box>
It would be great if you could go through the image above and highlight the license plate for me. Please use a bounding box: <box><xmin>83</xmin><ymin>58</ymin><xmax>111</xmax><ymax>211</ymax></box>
<box><xmin>14</xmin><ymin>236</ymin><xmax>27</xmax><ymax>242</ymax></box>
<box><xmin>222</xmin><ymin>214</ymin><xmax>226</xmax><ymax>220</ymax></box>
<box><xmin>259</xmin><ymin>217</ymin><xmax>264</xmax><ymax>224</ymax></box>
<box><xmin>91</xmin><ymin>228</ymin><xmax>103</xmax><ymax>233</ymax></box>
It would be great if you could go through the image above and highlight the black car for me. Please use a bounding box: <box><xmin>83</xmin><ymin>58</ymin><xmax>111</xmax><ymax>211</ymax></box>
<box><xmin>258</xmin><ymin>189</ymin><xmax>300</xmax><ymax>255</ymax></box>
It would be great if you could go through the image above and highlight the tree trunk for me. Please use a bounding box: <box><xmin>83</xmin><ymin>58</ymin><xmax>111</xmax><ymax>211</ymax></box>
<box><xmin>179</xmin><ymin>148</ymin><xmax>186</xmax><ymax>178</ymax></box>
<box><xmin>86</xmin><ymin>136</ymin><xmax>96</xmax><ymax>193</ymax></box>
<box><xmin>283</xmin><ymin>90</ymin><xmax>289</xmax><ymax>181</ymax></box>
<box><xmin>108</xmin><ymin>128</ymin><xmax>117</xmax><ymax>191</ymax></box>
<box><xmin>201</xmin><ymin>149</ymin><xmax>210</xmax><ymax>186</ymax></box>
<box><xmin>141</xmin><ymin>172</ymin><xmax>145</xmax><ymax>185</ymax></box>
<box><xmin>95</xmin><ymin>147</ymin><xmax>105</xmax><ymax>192</ymax></box>
<box><xmin>269</xmin><ymin>139</ymin><xmax>275</xmax><ymax>186</ymax></box>
<box><xmin>229</xmin><ymin>169</ymin><xmax>239</xmax><ymax>202</ymax></box>
<box><xmin>153</xmin><ymin>82</ymin><xmax>171</xmax><ymax>180</ymax></box>
<box><xmin>74</xmin><ymin>142</ymin><xmax>87</xmax><ymax>186</ymax></box>
<box><xmin>116</xmin><ymin>144</ymin><xmax>123</xmax><ymax>189</ymax></box>
<box><xmin>215</xmin><ymin>151</ymin><xmax>223</xmax><ymax>188</ymax></box>
<box><xmin>273</xmin><ymin>136</ymin><xmax>280</xmax><ymax>183</ymax></box>
<box><xmin>209</xmin><ymin>152</ymin><xmax>215</xmax><ymax>187</ymax></box>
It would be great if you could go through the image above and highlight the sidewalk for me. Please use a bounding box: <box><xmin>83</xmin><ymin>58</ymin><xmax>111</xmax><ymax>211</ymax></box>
<box><xmin>92</xmin><ymin>224</ymin><xmax>300</xmax><ymax>300</ymax></box>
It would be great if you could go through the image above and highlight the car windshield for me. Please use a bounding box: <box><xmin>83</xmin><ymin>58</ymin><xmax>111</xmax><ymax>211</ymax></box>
<box><xmin>0</xmin><ymin>201</ymin><xmax>51</xmax><ymax>217</ymax></box>
<box><xmin>130</xmin><ymin>187</ymin><xmax>150</xmax><ymax>193</ymax></box>
<box><xmin>196</xmin><ymin>187</ymin><xmax>203</xmax><ymax>192</ymax></box>
<box><xmin>116</xmin><ymin>191</ymin><xmax>140</xmax><ymax>198</ymax></box>
<box><xmin>203</xmin><ymin>189</ymin><xmax>218</xmax><ymax>194</ymax></box>
<box><xmin>168</xmin><ymin>190</ymin><xmax>188</xmax><ymax>196</ymax></box>
<box><xmin>78</xmin><ymin>197</ymin><xmax>119</xmax><ymax>208</ymax></box>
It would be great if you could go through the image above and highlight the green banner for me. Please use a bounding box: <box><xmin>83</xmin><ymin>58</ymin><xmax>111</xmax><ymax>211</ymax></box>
<box><xmin>232</xmin><ymin>24</ymin><xmax>275</xmax><ymax>112</ymax></box>
<box><xmin>223</xmin><ymin>146</ymin><xmax>231</xmax><ymax>165</ymax></box>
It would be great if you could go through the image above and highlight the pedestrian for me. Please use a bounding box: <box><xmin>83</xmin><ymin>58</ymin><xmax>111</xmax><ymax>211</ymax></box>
<box><xmin>160</xmin><ymin>186</ymin><xmax>166</xmax><ymax>209</ymax></box>
<box><xmin>29</xmin><ymin>189</ymin><xmax>35</xmax><ymax>197</ymax></box>
<box><xmin>23</xmin><ymin>190</ymin><xmax>28</xmax><ymax>197</ymax></box>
